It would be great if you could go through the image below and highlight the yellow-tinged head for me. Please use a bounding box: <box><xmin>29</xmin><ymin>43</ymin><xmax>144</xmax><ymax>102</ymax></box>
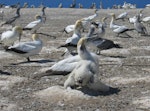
<box><xmin>32</xmin><ymin>33</ymin><xmax>39</xmax><ymax>41</ymax></box>
<box><xmin>94</xmin><ymin>9</ymin><xmax>98</xmax><ymax>13</ymax></box>
<box><xmin>13</xmin><ymin>26</ymin><xmax>23</xmax><ymax>34</ymax></box>
<box><xmin>75</xmin><ymin>19</ymin><xmax>83</xmax><ymax>29</ymax></box>
<box><xmin>35</xmin><ymin>15</ymin><xmax>42</xmax><ymax>20</ymax></box>
<box><xmin>110</xmin><ymin>13</ymin><xmax>116</xmax><ymax>19</ymax></box>
<box><xmin>77</xmin><ymin>37</ymin><xmax>86</xmax><ymax>47</ymax></box>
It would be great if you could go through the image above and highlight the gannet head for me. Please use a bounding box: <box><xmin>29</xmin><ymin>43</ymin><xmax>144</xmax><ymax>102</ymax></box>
<box><xmin>110</xmin><ymin>13</ymin><xmax>116</xmax><ymax>19</ymax></box>
<box><xmin>32</xmin><ymin>33</ymin><xmax>39</xmax><ymax>41</ymax></box>
<box><xmin>102</xmin><ymin>17</ymin><xmax>107</xmax><ymax>22</ymax></box>
<box><xmin>94</xmin><ymin>9</ymin><xmax>98</xmax><ymax>13</ymax></box>
<box><xmin>13</xmin><ymin>26</ymin><xmax>22</xmax><ymax>41</ymax></box>
<box><xmin>35</xmin><ymin>15</ymin><xmax>42</xmax><ymax>20</ymax></box>
<box><xmin>139</xmin><ymin>9</ymin><xmax>143</xmax><ymax>13</ymax></box>
<box><xmin>77</xmin><ymin>37</ymin><xmax>87</xmax><ymax>52</ymax></box>
<box><xmin>13</xmin><ymin>26</ymin><xmax>22</xmax><ymax>34</ymax></box>
<box><xmin>75</xmin><ymin>19</ymin><xmax>83</xmax><ymax>30</ymax></box>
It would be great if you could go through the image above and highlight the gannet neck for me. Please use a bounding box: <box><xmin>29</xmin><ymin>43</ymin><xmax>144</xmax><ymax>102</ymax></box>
<box><xmin>77</xmin><ymin>38</ymin><xmax>94</xmax><ymax>61</ymax></box>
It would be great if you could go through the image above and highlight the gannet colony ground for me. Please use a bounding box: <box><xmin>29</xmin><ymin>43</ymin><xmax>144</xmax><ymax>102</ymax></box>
<box><xmin>0</xmin><ymin>8</ymin><xmax>150</xmax><ymax>111</ymax></box>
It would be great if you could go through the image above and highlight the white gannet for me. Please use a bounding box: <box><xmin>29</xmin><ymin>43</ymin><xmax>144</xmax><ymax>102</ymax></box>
<box><xmin>116</xmin><ymin>12</ymin><xmax>128</xmax><ymax>21</ymax></box>
<box><xmin>110</xmin><ymin>13</ymin><xmax>121</xmax><ymax>29</ymax></box>
<box><xmin>63</xmin><ymin>9</ymin><xmax>98</xmax><ymax>34</ymax></box>
<box><xmin>142</xmin><ymin>16</ymin><xmax>150</xmax><ymax>26</ymax></box>
<box><xmin>23</xmin><ymin>15</ymin><xmax>43</xmax><ymax>30</ymax></box>
<box><xmin>5</xmin><ymin>33</ymin><xmax>43</xmax><ymax>62</ymax></box>
<box><xmin>59</xmin><ymin>19</ymin><xmax>83</xmax><ymax>55</ymax></box>
<box><xmin>134</xmin><ymin>15</ymin><xmax>148</xmax><ymax>36</ymax></box>
<box><xmin>0</xmin><ymin>26</ymin><xmax>22</xmax><ymax>46</ymax></box>
<box><xmin>128</xmin><ymin>9</ymin><xmax>143</xmax><ymax>24</ymax></box>
<box><xmin>64</xmin><ymin>37</ymin><xmax>109</xmax><ymax>92</ymax></box>
<box><xmin>1</xmin><ymin>7</ymin><xmax>21</xmax><ymax>26</ymax></box>
<box><xmin>63</xmin><ymin>24</ymin><xmax>75</xmax><ymax>34</ymax></box>
<box><xmin>81</xmin><ymin>9</ymin><xmax>98</xmax><ymax>31</ymax></box>
<box><xmin>110</xmin><ymin>13</ymin><xmax>134</xmax><ymax>37</ymax></box>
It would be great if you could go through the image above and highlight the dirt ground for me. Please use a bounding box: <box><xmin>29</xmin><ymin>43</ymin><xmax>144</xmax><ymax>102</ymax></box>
<box><xmin>0</xmin><ymin>8</ymin><xmax>150</xmax><ymax>111</ymax></box>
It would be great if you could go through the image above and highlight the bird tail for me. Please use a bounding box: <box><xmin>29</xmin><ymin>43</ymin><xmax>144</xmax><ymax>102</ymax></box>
<box><xmin>114</xmin><ymin>44</ymin><xmax>122</xmax><ymax>48</ymax></box>
<box><xmin>23</xmin><ymin>28</ymin><xmax>32</xmax><ymax>30</ymax></box>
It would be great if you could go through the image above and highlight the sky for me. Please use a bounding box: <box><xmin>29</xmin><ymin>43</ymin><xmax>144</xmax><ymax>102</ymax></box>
<box><xmin>0</xmin><ymin>0</ymin><xmax>150</xmax><ymax>8</ymax></box>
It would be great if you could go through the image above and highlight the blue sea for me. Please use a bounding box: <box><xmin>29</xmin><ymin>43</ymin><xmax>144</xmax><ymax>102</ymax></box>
<box><xmin>0</xmin><ymin>0</ymin><xmax>150</xmax><ymax>9</ymax></box>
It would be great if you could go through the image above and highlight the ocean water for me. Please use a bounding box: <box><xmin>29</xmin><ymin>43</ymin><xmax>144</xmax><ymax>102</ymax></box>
<box><xmin>0</xmin><ymin>0</ymin><xmax>149</xmax><ymax>8</ymax></box>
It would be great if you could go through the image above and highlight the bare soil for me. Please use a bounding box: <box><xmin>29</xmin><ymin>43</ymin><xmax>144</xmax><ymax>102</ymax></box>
<box><xmin>0</xmin><ymin>8</ymin><xmax>150</xmax><ymax>111</ymax></box>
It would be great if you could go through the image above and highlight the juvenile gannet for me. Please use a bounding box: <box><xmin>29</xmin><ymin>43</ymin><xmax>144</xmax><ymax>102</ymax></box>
<box><xmin>41</xmin><ymin>6</ymin><xmax>46</xmax><ymax>23</ymax></box>
<box><xmin>64</xmin><ymin>37</ymin><xmax>109</xmax><ymax>92</ymax></box>
<box><xmin>0</xmin><ymin>26</ymin><xmax>22</xmax><ymax>46</ymax></box>
<box><xmin>23</xmin><ymin>15</ymin><xmax>43</xmax><ymax>30</ymax></box>
<box><xmin>5</xmin><ymin>33</ymin><xmax>43</xmax><ymax>62</ymax></box>
<box><xmin>134</xmin><ymin>15</ymin><xmax>148</xmax><ymax>36</ymax></box>
<box><xmin>1</xmin><ymin>7</ymin><xmax>21</xmax><ymax>26</ymax></box>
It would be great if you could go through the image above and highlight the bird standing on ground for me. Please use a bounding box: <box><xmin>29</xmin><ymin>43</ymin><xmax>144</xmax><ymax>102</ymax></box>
<box><xmin>86</xmin><ymin>21</ymin><xmax>122</xmax><ymax>55</ymax></box>
<box><xmin>0</xmin><ymin>26</ymin><xmax>22</xmax><ymax>46</ymax></box>
<box><xmin>5</xmin><ymin>32</ymin><xmax>43</xmax><ymax>62</ymax></box>
<box><xmin>59</xmin><ymin>19</ymin><xmax>83</xmax><ymax>56</ymax></box>
<box><xmin>1</xmin><ymin>7</ymin><xmax>21</xmax><ymax>26</ymax></box>
<box><xmin>134</xmin><ymin>15</ymin><xmax>148</xmax><ymax>36</ymax></box>
<box><xmin>110</xmin><ymin>13</ymin><xmax>134</xmax><ymax>37</ymax></box>
<box><xmin>23</xmin><ymin>15</ymin><xmax>43</xmax><ymax>31</ymax></box>
<box><xmin>64</xmin><ymin>37</ymin><xmax>109</xmax><ymax>92</ymax></box>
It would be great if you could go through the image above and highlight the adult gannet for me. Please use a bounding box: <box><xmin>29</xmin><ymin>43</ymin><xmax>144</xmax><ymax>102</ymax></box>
<box><xmin>5</xmin><ymin>32</ymin><xmax>43</xmax><ymax>62</ymax></box>
<box><xmin>116</xmin><ymin>12</ymin><xmax>128</xmax><ymax>21</ymax></box>
<box><xmin>23</xmin><ymin>15</ymin><xmax>43</xmax><ymax>30</ymax></box>
<box><xmin>63</xmin><ymin>9</ymin><xmax>98</xmax><ymax>34</ymax></box>
<box><xmin>59</xmin><ymin>19</ymin><xmax>83</xmax><ymax>55</ymax></box>
<box><xmin>110</xmin><ymin>13</ymin><xmax>134</xmax><ymax>37</ymax></box>
<box><xmin>64</xmin><ymin>37</ymin><xmax>109</xmax><ymax>92</ymax></box>
<box><xmin>134</xmin><ymin>15</ymin><xmax>148</xmax><ymax>36</ymax></box>
<box><xmin>81</xmin><ymin>9</ymin><xmax>98</xmax><ymax>30</ymax></box>
<box><xmin>110</xmin><ymin>13</ymin><xmax>121</xmax><ymax>29</ymax></box>
<box><xmin>0</xmin><ymin>26</ymin><xmax>22</xmax><ymax>46</ymax></box>
<box><xmin>142</xmin><ymin>16</ymin><xmax>150</xmax><ymax>26</ymax></box>
<box><xmin>1</xmin><ymin>7</ymin><xmax>21</xmax><ymax>26</ymax></box>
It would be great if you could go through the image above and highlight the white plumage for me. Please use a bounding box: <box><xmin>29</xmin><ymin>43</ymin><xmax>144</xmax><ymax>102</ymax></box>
<box><xmin>116</xmin><ymin>12</ymin><xmax>128</xmax><ymax>21</ymax></box>
<box><xmin>6</xmin><ymin>33</ymin><xmax>43</xmax><ymax>62</ymax></box>
<box><xmin>59</xmin><ymin>19</ymin><xmax>83</xmax><ymax>55</ymax></box>
<box><xmin>0</xmin><ymin>26</ymin><xmax>22</xmax><ymax>46</ymax></box>
<box><xmin>23</xmin><ymin>15</ymin><xmax>42</xmax><ymax>30</ymax></box>
<box><xmin>142</xmin><ymin>16</ymin><xmax>150</xmax><ymax>26</ymax></box>
<box><xmin>64</xmin><ymin>37</ymin><xmax>109</xmax><ymax>91</ymax></box>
